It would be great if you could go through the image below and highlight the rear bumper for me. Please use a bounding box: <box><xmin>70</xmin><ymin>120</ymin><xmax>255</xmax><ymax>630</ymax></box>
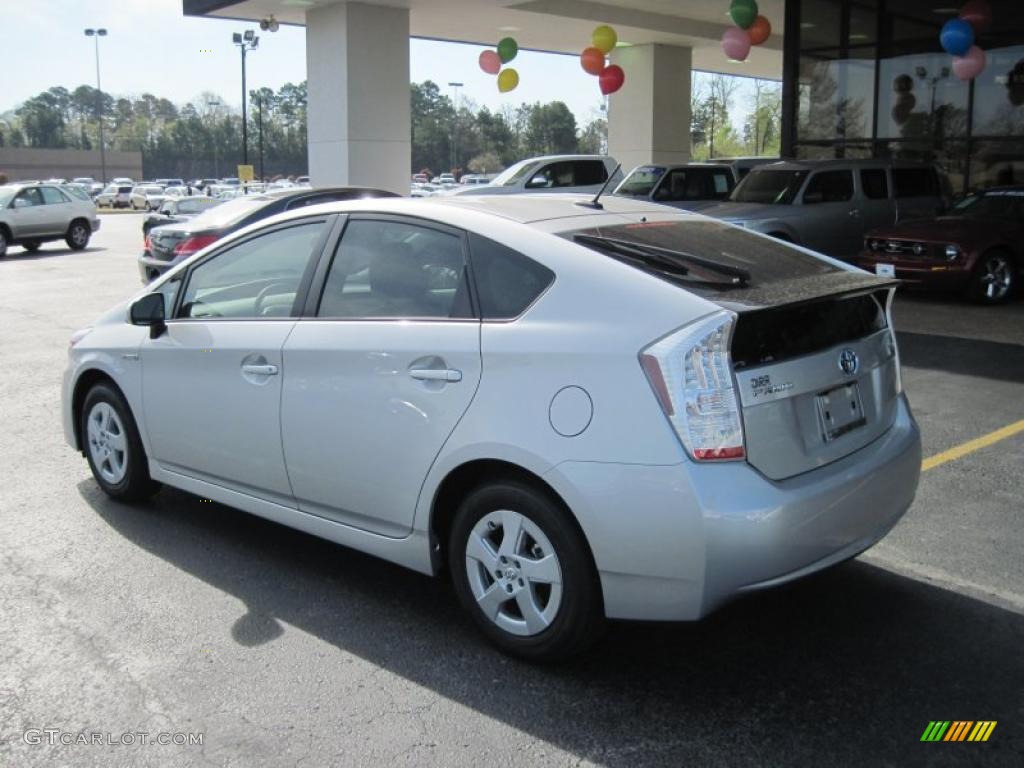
<box><xmin>545</xmin><ymin>394</ymin><xmax>921</xmax><ymax>621</ymax></box>
<box><xmin>90</xmin><ymin>217</ymin><xmax>101</xmax><ymax>233</ymax></box>
<box><xmin>138</xmin><ymin>253</ymin><xmax>174</xmax><ymax>283</ymax></box>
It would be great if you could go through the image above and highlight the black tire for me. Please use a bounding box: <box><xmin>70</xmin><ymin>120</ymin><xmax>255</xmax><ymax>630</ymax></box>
<box><xmin>66</xmin><ymin>220</ymin><xmax>91</xmax><ymax>251</ymax></box>
<box><xmin>449</xmin><ymin>481</ymin><xmax>604</xmax><ymax>661</ymax></box>
<box><xmin>0</xmin><ymin>228</ymin><xmax>8</xmax><ymax>258</ymax></box>
<box><xmin>81</xmin><ymin>382</ymin><xmax>160</xmax><ymax>502</ymax></box>
<box><xmin>967</xmin><ymin>250</ymin><xmax>1016</xmax><ymax>305</ymax></box>
<box><xmin>145</xmin><ymin>202</ymin><xmax>152</xmax><ymax>212</ymax></box>
<box><xmin>22</xmin><ymin>240</ymin><xmax>41</xmax><ymax>253</ymax></box>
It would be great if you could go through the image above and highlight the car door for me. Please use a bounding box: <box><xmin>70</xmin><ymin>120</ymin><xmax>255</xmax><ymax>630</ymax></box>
<box><xmin>8</xmin><ymin>187</ymin><xmax>47</xmax><ymax>237</ymax></box>
<box><xmin>280</xmin><ymin>215</ymin><xmax>482</xmax><ymax>537</ymax></box>
<box><xmin>797</xmin><ymin>169</ymin><xmax>862</xmax><ymax>257</ymax></box>
<box><xmin>38</xmin><ymin>185</ymin><xmax>73</xmax><ymax>235</ymax></box>
<box><xmin>140</xmin><ymin>215</ymin><xmax>333</xmax><ymax>505</ymax></box>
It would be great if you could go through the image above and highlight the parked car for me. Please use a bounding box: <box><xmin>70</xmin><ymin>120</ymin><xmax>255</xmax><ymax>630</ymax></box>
<box><xmin>138</xmin><ymin>185</ymin><xmax>398</xmax><ymax>282</ymax></box>
<box><xmin>296</xmin><ymin>176</ymin><xmax>311</xmax><ymax>187</ymax></box>
<box><xmin>447</xmin><ymin>155</ymin><xmax>622</xmax><ymax>197</ymax></box>
<box><xmin>614</xmin><ymin>162</ymin><xmax>741</xmax><ymax>211</ymax></box>
<box><xmin>698</xmin><ymin>160</ymin><xmax>950</xmax><ymax>259</ymax></box>
<box><xmin>65</xmin><ymin>194</ymin><xmax>920</xmax><ymax>660</ymax></box>
<box><xmin>412</xmin><ymin>173</ymin><xmax>429</xmax><ymax>184</ymax></box>
<box><xmin>459</xmin><ymin>174</ymin><xmax>492</xmax><ymax>185</ymax></box>
<box><xmin>856</xmin><ymin>186</ymin><xmax>1024</xmax><ymax>304</ymax></box>
<box><xmin>130</xmin><ymin>185</ymin><xmax>167</xmax><ymax>211</ymax></box>
<box><xmin>711</xmin><ymin>156</ymin><xmax>779</xmax><ymax>180</ymax></box>
<box><xmin>111</xmin><ymin>177</ymin><xmax>134</xmax><ymax>186</ymax></box>
<box><xmin>141</xmin><ymin>196</ymin><xmax>221</xmax><ymax>236</ymax></box>
<box><xmin>97</xmin><ymin>184</ymin><xmax>133</xmax><ymax>209</ymax></box>
<box><xmin>0</xmin><ymin>182</ymin><xmax>99</xmax><ymax>257</ymax></box>
<box><xmin>163</xmin><ymin>186</ymin><xmax>189</xmax><ymax>199</ymax></box>
<box><xmin>438</xmin><ymin>173</ymin><xmax>457</xmax><ymax>185</ymax></box>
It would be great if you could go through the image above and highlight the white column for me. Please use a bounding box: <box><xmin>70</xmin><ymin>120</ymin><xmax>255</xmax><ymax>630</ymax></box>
<box><xmin>607</xmin><ymin>44</ymin><xmax>692</xmax><ymax>172</ymax></box>
<box><xmin>305</xmin><ymin>2</ymin><xmax>410</xmax><ymax>194</ymax></box>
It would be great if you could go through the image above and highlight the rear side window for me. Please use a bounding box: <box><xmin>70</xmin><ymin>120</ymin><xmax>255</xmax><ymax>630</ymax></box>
<box><xmin>804</xmin><ymin>171</ymin><xmax>854</xmax><ymax>203</ymax></box>
<box><xmin>40</xmin><ymin>186</ymin><xmax>69</xmax><ymax>204</ymax></box>
<box><xmin>860</xmin><ymin>169</ymin><xmax>889</xmax><ymax>200</ymax></box>
<box><xmin>893</xmin><ymin>168</ymin><xmax>939</xmax><ymax>198</ymax></box>
<box><xmin>572</xmin><ymin>161</ymin><xmax>608</xmax><ymax>186</ymax></box>
<box><xmin>468</xmin><ymin>233</ymin><xmax>554</xmax><ymax>319</ymax></box>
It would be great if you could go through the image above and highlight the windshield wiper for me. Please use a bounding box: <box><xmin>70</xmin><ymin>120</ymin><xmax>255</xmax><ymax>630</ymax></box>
<box><xmin>573</xmin><ymin>233</ymin><xmax>750</xmax><ymax>286</ymax></box>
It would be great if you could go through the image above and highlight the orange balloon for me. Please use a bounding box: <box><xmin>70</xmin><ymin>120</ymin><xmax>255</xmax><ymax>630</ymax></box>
<box><xmin>748</xmin><ymin>15</ymin><xmax>771</xmax><ymax>46</ymax></box>
<box><xmin>580</xmin><ymin>47</ymin><xmax>605</xmax><ymax>76</ymax></box>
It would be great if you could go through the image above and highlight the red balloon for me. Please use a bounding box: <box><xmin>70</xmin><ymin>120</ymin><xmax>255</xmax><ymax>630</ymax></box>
<box><xmin>580</xmin><ymin>47</ymin><xmax>605</xmax><ymax>76</ymax></box>
<box><xmin>479</xmin><ymin>50</ymin><xmax>501</xmax><ymax>75</ymax></box>
<box><xmin>748</xmin><ymin>15</ymin><xmax>771</xmax><ymax>46</ymax></box>
<box><xmin>959</xmin><ymin>0</ymin><xmax>992</xmax><ymax>34</ymax></box>
<box><xmin>599</xmin><ymin>64</ymin><xmax>625</xmax><ymax>95</ymax></box>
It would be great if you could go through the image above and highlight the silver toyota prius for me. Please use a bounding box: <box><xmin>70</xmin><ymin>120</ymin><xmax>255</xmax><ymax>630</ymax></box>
<box><xmin>62</xmin><ymin>195</ymin><xmax>921</xmax><ymax>661</ymax></box>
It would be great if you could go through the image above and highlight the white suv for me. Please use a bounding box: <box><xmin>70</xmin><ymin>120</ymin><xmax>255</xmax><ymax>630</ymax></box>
<box><xmin>0</xmin><ymin>183</ymin><xmax>100</xmax><ymax>257</ymax></box>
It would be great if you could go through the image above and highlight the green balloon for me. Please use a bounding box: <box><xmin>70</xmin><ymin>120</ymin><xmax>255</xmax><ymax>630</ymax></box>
<box><xmin>497</xmin><ymin>37</ymin><xmax>518</xmax><ymax>64</ymax></box>
<box><xmin>730</xmin><ymin>0</ymin><xmax>758</xmax><ymax>29</ymax></box>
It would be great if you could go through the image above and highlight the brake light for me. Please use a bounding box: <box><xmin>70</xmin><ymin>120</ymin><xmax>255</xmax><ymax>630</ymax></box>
<box><xmin>143</xmin><ymin>234</ymin><xmax>152</xmax><ymax>251</ymax></box>
<box><xmin>640</xmin><ymin>312</ymin><xmax>745</xmax><ymax>462</ymax></box>
<box><xmin>173</xmin><ymin>234</ymin><xmax>218</xmax><ymax>257</ymax></box>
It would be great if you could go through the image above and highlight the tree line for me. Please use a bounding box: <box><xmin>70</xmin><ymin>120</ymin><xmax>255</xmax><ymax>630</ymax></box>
<box><xmin>0</xmin><ymin>75</ymin><xmax>779</xmax><ymax>180</ymax></box>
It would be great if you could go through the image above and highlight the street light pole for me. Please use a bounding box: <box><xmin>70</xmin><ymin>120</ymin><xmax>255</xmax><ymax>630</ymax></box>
<box><xmin>257</xmin><ymin>93</ymin><xmax>265</xmax><ymax>181</ymax></box>
<box><xmin>207</xmin><ymin>99</ymin><xmax>221</xmax><ymax>179</ymax></box>
<box><xmin>84</xmin><ymin>28</ymin><xmax>108</xmax><ymax>183</ymax></box>
<box><xmin>448</xmin><ymin>81</ymin><xmax>463</xmax><ymax>175</ymax></box>
<box><xmin>232</xmin><ymin>31</ymin><xmax>259</xmax><ymax>168</ymax></box>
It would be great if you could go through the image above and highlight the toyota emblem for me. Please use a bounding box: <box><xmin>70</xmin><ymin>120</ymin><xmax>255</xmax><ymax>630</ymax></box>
<box><xmin>839</xmin><ymin>349</ymin><xmax>859</xmax><ymax>376</ymax></box>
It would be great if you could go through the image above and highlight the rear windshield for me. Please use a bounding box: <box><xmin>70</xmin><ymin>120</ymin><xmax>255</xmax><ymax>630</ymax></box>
<box><xmin>730</xmin><ymin>170</ymin><xmax>808</xmax><ymax>204</ymax></box>
<box><xmin>185</xmin><ymin>195</ymin><xmax>272</xmax><ymax>228</ymax></box>
<box><xmin>176</xmin><ymin>198</ymin><xmax>219</xmax><ymax>214</ymax></box>
<box><xmin>562</xmin><ymin>219</ymin><xmax>886</xmax><ymax>309</ymax></box>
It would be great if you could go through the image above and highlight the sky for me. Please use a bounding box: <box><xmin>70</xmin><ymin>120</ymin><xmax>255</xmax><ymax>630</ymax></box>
<box><xmin>2</xmin><ymin>0</ymin><xmax>762</xmax><ymax>130</ymax></box>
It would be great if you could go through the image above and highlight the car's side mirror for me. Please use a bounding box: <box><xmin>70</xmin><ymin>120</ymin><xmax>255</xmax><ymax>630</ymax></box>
<box><xmin>803</xmin><ymin>191</ymin><xmax>824</xmax><ymax>205</ymax></box>
<box><xmin>130</xmin><ymin>293</ymin><xmax>167</xmax><ymax>339</ymax></box>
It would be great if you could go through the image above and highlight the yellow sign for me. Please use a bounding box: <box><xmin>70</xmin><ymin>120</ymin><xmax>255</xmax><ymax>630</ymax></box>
<box><xmin>237</xmin><ymin>164</ymin><xmax>255</xmax><ymax>182</ymax></box>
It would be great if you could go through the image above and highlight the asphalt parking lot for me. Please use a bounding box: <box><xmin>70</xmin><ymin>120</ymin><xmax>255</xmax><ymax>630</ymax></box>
<box><xmin>1</xmin><ymin>213</ymin><xmax>1021</xmax><ymax>767</ymax></box>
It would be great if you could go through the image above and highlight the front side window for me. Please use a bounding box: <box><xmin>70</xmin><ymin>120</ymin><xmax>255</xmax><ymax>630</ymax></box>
<box><xmin>803</xmin><ymin>170</ymin><xmax>854</xmax><ymax>203</ymax></box>
<box><xmin>317</xmin><ymin>219</ymin><xmax>471</xmax><ymax>319</ymax></box>
<box><xmin>572</xmin><ymin>161</ymin><xmax>608</xmax><ymax>186</ymax></box>
<box><xmin>178</xmin><ymin>220</ymin><xmax>326</xmax><ymax>319</ymax></box>
<box><xmin>15</xmin><ymin>188</ymin><xmax>43</xmax><ymax>207</ymax></box>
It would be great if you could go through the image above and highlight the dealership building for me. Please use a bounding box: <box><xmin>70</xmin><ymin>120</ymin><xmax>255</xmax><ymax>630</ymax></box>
<box><xmin>184</xmin><ymin>1</ymin><xmax>1023</xmax><ymax>196</ymax></box>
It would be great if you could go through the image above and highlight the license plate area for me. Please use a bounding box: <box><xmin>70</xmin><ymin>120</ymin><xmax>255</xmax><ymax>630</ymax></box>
<box><xmin>816</xmin><ymin>382</ymin><xmax>867</xmax><ymax>442</ymax></box>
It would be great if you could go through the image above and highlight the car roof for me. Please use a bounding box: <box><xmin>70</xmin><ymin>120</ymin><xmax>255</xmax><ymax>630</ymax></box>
<box><xmin>750</xmin><ymin>158</ymin><xmax>939</xmax><ymax>171</ymax></box>
<box><xmin>288</xmin><ymin>193</ymin><xmax>680</xmax><ymax>226</ymax></box>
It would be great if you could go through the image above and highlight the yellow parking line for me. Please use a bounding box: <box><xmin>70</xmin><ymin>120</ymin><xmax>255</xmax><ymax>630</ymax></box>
<box><xmin>922</xmin><ymin>419</ymin><xmax>1024</xmax><ymax>472</ymax></box>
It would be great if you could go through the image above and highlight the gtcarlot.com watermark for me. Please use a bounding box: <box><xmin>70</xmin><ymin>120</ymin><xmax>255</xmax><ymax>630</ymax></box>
<box><xmin>23</xmin><ymin>729</ymin><xmax>203</xmax><ymax>747</ymax></box>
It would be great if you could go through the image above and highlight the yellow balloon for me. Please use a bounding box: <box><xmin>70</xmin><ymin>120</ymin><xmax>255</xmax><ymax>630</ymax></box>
<box><xmin>497</xmin><ymin>68</ymin><xmax>519</xmax><ymax>93</ymax></box>
<box><xmin>592</xmin><ymin>25</ymin><xmax>617</xmax><ymax>54</ymax></box>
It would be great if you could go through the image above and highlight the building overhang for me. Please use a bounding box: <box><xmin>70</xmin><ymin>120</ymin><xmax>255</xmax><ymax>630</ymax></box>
<box><xmin>183</xmin><ymin>0</ymin><xmax>784</xmax><ymax>79</ymax></box>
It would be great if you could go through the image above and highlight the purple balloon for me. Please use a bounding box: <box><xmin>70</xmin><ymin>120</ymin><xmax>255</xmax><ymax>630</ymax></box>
<box><xmin>953</xmin><ymin>45</ymin><xmax>986</xmax><ymax>81</ymax></box>
<box><xmin>721</xmin><ymin>27</ymin><xmax>751</xmax><ymax>62</ymax></box>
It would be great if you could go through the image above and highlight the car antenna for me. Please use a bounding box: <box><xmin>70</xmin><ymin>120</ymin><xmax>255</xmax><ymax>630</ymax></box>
<box><xmin>576</xmin><ymin>164</ymin><xmax>621</xmax><ymax>210</ymax></box>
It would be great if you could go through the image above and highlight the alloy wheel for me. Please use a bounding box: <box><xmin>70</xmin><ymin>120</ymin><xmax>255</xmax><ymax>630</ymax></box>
<box><xmin>86</xmin><ymin>402</ymin><xmax>128</xmax><ymax>484</ymax></box>
<box><xmin>464</xmin><ymin>509</ymin><xmax>563</xmax><ymax>637</ymax></box>
<box><xmin>70</xmin><ymin>224</ymin><xmax>88</xmax><ymax>247</ymax></box>
<box><xmin>980</xmin><ymin>255</ymin><xmax>1012</xmax><ymax>301</ymax></box>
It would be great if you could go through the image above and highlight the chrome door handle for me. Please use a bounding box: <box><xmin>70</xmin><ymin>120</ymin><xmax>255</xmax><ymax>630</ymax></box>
<box><xmin>241</xmin><ymin>363</ymin><xmax>278</xmax><ymax>376</ymax></box>
<box><xmin>409</xmin><ymin>368</ymin><xmax>462</xmax><ymax>383</ymax></box>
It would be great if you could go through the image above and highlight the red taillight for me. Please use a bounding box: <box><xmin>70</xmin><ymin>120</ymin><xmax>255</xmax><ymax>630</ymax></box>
<box><xmin>173</xmin><ymin>234</ymin><xmax>219</xmax><ymax>257</ymax></box>
<box><xmin>143</xmin><ymin>234</ymin><xmax>152</xmax><ymax>251</ymax></box>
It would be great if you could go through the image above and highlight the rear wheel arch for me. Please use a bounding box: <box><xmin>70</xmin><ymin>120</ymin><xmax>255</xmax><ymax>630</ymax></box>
<box><xmin>429</xmin><ymin>459</ymin><xmax>599</xmax><ymax>582</ymax></box>
<box><xmin>767</xmin><ymin>230</ymin><xmax>794</xmax><ymax>243</ymax></box>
